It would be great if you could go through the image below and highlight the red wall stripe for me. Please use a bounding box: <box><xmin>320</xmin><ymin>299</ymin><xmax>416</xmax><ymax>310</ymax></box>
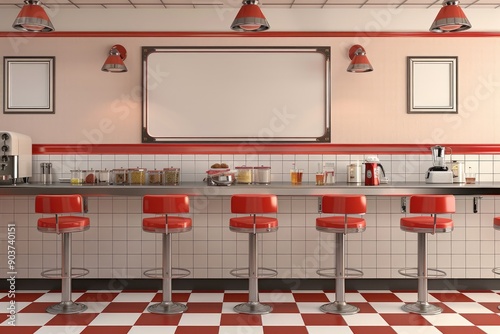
<box><xmin>32</xmin><ymin>144</ymin><xmax>500</xmax><ymax>155</ymax></box>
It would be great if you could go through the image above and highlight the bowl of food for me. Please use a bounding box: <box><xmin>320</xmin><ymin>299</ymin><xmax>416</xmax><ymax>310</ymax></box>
<box><xmin>205</xmin><ymin>170</ymin><xmax>235</xmax><ymax>186</ymax></box>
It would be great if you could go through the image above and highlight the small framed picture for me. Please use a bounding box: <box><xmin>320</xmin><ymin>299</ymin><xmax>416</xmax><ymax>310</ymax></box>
<box><xmin>4</xmin><ymin>56</ymin><xmax>55</xmax><ymax>114</ymax></box>
<box><xmin>407</xmin><ymin>56</ymin><xmax>457</xmax><ymax>114</ymax></box>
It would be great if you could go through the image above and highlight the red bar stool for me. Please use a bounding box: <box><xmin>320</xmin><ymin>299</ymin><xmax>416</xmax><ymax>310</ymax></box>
<box><xmin>35</xmin><ymin>194</ymin><xmax>90</xmax><ymax>314</ymax></box>
<box><xmin>399</xmin><ymin>194</ymin><xmax>455</xmax><ymax>315</ymax></box>
<box><xmin>229</xmin><ymin>194</ymin><xmax>278</xmax><ymax>314</ymax></box>
<box><xmin>142</xmin><ymin>194</ymin><xmax>192</xmax><ymax>314</ymax></box>
<box><xmin>316</xmin><ymin>194</ymin><xmax>366</xmax><ymax>314</ymax></box>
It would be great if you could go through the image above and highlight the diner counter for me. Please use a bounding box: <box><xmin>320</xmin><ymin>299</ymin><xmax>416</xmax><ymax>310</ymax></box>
<box><xmin>0</xmin><ymin>181</ymin><xmax>499</xmax><ymax>196</ymax></box>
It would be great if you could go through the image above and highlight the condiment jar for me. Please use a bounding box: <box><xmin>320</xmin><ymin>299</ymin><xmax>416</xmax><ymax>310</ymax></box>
<box><xmin>82</xmin><ymin>169</ymin><xmax>97</xmax><ymax>185</ymax></box>
<box><xmin>111</xmin><ymin>168</ymin><xmax>128</xmax><ymax>185</ymax></box>
<box><xmin>253</xmin><ymin>166</ymin><xmax>271</xmax><ymax>184</ymax></box>
<box><xmin>148</xmin><ymin>169</ymin><xmax>163</xmax><ymax>185</ymax></box>
<box><xmin>128</xmin><ymin>167</ymin><xmax>147</xmax><ymax>185</ymax></box>
<box><xmin>164</xmin><ymin>167</ymin><xmax>180</xmax><ymax>185</ymax></box>
<box><xmin>96</xmin><ymin>169</ymin><xmax>110</xmax><ymax>185</ymax></box>
<box><xmin>236</xmin><ymin>166</ymin><xmax>253</xmax><ymax>184</ymax></box>
<box><xmin>70</xmin><ymin>170</ymin><xmax>83</xmax><ymax>185</ymax></box>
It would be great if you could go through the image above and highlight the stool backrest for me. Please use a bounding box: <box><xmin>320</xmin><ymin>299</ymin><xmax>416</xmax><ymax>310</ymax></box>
<box><xmin>409</xmin><ymin>195</ymin><xmax>455</xmax><ymax>214</ymax></box>
<box><xmin>321</xmin><ymin>194</ymin><xmax>366</xmax><ymax>215</ymax></box>
<box><xmin>143</xmin><ymin>195</ymin><xmax>190</xmax><ymax>214</ymax></box>
<box><xmin>35</xmin><ymin>195</ymin><xmax>84</xmax><ymax>214</ymax></box>
<box><xmin>231</xmin><ymin>194</ymin><xmax>277</xmax><ymax>214</ymax></box>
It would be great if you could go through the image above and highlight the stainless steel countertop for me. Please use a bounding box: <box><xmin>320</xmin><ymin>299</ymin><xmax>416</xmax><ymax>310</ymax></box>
<box><xmin>0</xmin><ymin>182</ymin><xmax>498</xmax><ymax>196</ymax></box>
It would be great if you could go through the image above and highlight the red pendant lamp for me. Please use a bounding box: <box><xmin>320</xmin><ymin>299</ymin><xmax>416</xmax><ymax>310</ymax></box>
<box><xmin>12</xmin><ymin>0</ymin><xmax>54</xmax><ymax>32</ymax></box>
<box><xmin>347</xmin><ymin>45</ymin><xmax>373</xmax><ymax>73</ymax></box>
<box><xmin>231</xmin><ymin>0</ymin><xmax>270</xmax><ymax>32</ymax></box>
<box><xmin>430</xmin><ymin>0</ymin><xmax>471</xmax><ymax>33</ymax></box>
<box><xmin>101</xmin><ymin>45</ymin><xmax>128</xmax><ymax>73</ymax></box>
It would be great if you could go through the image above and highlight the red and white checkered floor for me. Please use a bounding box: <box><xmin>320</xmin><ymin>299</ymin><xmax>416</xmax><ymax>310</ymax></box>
<box><xmin>1</xmin><ymin>289</ymin><xmax>500</xmax><ymax>333</ymax></box>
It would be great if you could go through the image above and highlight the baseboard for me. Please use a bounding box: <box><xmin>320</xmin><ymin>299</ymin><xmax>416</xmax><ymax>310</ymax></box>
<box><xmin>2</xmin><ymin>278</ymin><xmax>499</xmax><ymax>291</ymax></box>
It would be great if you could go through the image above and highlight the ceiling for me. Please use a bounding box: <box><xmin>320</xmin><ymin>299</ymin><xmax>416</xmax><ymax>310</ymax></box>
<box><xmin>1</xmin><ymin>0</ymin><xmax>500</xmax><ymax>9</ymax></box>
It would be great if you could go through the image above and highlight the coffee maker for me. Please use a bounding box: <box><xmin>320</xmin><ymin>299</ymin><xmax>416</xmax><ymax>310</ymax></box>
<box><xmin>0</xmin><ymin>131</ymin><xmax>32</xmax><ymax>184</ymax></box>
<box><xmin>425</xmin><ymin>145</ymin><xmax>453</xmax><ymax>184</ymax></box>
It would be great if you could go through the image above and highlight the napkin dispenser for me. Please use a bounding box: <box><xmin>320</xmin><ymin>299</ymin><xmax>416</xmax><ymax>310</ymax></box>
<box><xmin>0</xmin><ymin>131</ymin><xmax>32</xmax><ymax>184</ymax></box>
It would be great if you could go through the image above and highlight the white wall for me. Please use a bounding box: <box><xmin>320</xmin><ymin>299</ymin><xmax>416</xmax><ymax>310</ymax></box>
<box><xmin>1</xmin><ymin>35</ymin><xmax>500</xmax><ymax>145</ymax></box>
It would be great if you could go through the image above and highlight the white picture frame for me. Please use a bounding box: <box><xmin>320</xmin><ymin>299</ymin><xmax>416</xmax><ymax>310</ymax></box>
<box><xmin>407</xmin><ymin>56</ymin><xmax>457</xmax><ymax>114</ymax></box>
<box><xmin>3</xmin><ymin>57</ymin><xmax>55</xmax><ymax>114</ymax></box>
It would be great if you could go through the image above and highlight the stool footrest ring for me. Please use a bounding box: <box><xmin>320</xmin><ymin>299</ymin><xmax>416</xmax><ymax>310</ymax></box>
<box><xmin>143</xmin><ymin>267</ymin><xmax>190</xmax><ymax>279</ymax></box>
<box><xmin>41</xmin><ymin>267</ymin><xmax>89</xmax><ymax>279</ymax></box>
<box><xmin>398</xmin><ymin>267</ymin><xmax>446</xmax><ymax>278</ymax></box>
<box><xmin>492</xmin><ymin>267</ymin><xmax>500</xmax><ymax>275</ymax></box>
<box><xmin>230</xmin><ymin>267</ymin><xmax>278</xmax><ymax>278</ymax></box>
<box><xmin>316</xmin><ymin>267</ymin><xmax>363</xmax><ymax>278</ymax></box>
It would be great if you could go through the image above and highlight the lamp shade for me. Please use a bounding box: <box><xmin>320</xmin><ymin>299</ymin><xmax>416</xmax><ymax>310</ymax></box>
<box><xmin>101</xmin><ymin>45</ymin><xmax>128</xmax><ymax>73</ymax></box>
<box><xmin>12</xmin><ymin>0</ymin><xmax>54</xmax><ymax>32</ymax></box>
<box><xmin>231</xmin><ymin>0</ymin><xmax>270</xmax><ymax>32</ymax></box>
<box><xmin>430</xmin><ymin>0</ymin><xmax>471</xmax><ymax>33</ymax></box>
<box><xmin>347</xmin><ymin>45</ymin><xmax>373</xmax><ymax>73</ymax></box>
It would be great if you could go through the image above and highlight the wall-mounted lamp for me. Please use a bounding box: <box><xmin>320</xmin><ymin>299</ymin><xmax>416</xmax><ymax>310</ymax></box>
<box><xmin>12</xmin><ymin>0</ymin><xmax>54</xmax><ymax>32</ymax></box>
<box><xmin>101</xmin><ymin>45</ymin><xmax>127</xmax><ymax>73</ymax></box>
<box><xmin>231</xmin><ymin>0</ymin><xmax>270</xmax><ymax>32</ymax></box>
<box><xmin>430</xmin><ymin>0</ymin><xmax>471</xmax><ymax>33</ymax></box>
<box><xmin>347</xmin><ymin>45</ymin><xmax>373</xmax><ymax>73</ymax></box>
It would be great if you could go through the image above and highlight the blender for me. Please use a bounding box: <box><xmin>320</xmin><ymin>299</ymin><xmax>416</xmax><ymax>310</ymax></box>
<box><xmin>425</xmin><ymin>145</ymin><xmax>453</xmax><ymax>183</ymax></box>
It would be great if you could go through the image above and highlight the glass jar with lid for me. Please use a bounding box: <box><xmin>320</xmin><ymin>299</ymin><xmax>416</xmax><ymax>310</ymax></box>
<box><xmin>164</xmin><ymin>167</ymin><xmax>180</xmax><ymax>185</ymax></box>
<box><xmin>148</xmin><ymin>169</ymin><xmax>163</xmax><ymax>185</ymax></box>
<box><xmin>70</xmin><ymin>170</ymin><xmax>83</xmax><ymax>185</ymax></box>
<box><xmin>82</xmin><ymin>169</ymin><xmax>97</xmax><ymax>185</ymax></box>
<box><xmin>253</xmin><ymin>166</ymin><xmax>271</xmax><ymax>184</ymax></box>
<box><xmin>128</xmin><ymin>167</ymin><xmax>147</xmax><ymax>185</ymax></box>
<box><xmin>96</xmin><ymin>169</ymin><xmax>110</xmax><ymax>185</ymax></box>
<box><xmin>236</xmin><ymin>166</ymin><xmax>253</xmax><ymax>184</ymax></box>
<box><xmin>111</xmin><ymin>168</ymin><xmax>128</xmax><ymax>185</ymax></box>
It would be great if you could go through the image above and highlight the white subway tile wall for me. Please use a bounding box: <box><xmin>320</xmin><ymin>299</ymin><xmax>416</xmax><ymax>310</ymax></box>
<box><xmin>1</xmin><ymin>153</ymin><xmax>499</xmax><ymax>280</ymax></box>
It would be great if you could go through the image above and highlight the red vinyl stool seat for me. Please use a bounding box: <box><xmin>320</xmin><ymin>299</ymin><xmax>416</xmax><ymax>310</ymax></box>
<box><xmin>229</xmin><ymin>194</ymin><xmax>278</xmax><ymax>315</ymax></box>
<box><xmin>35</xmin><ymin>194</ymin><xmax>90</xmax><ymax>315</ymax></box>
<box><xmin>142</xmin><ymin>195</ymin><xmax>192</xmax><ymax>315</ymax></box>
<box><xmin>399</xmin><ymin>195</ymin><xmax>455</xmax><ymax>315</ymax></box>
<box><xmin>316</xmin><ymin>194</ymin><xmax>366</xmax><ymax>315</ymax></box>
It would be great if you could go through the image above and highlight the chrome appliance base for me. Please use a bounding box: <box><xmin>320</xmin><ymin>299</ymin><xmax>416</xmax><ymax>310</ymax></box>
<box><xmin>320</xmin><ymin>301</ymin><xmax>359</xmax><ymax>315</ymax></box>
<box><xmin>147</xmin><ymin>301</ymin><xmax>188</xmax><ymax>314</ymax></box>
<box><xmin>233</xmin><ymin>301</ymin><xmax>272</xmax><ymax>314</ymax></box>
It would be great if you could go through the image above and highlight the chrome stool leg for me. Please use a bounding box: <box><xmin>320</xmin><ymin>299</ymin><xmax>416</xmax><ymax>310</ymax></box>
<box><xmin>402</xmin><ymin>233</ymin><xmax>442</xmax><ymax>315</ymax></box>
<box><xmin>46</xmin><ymin>233</ymin><xmax>87</xmax><ymax>314</ymax></box>
<box><xmin>234</xmin><ymin>233</ymin><xmax>272</xmax><ymax>315</ymax></box>
<box><xmin>148</xmin><ymin>233</ymin><xmax>188</xmax><ymax>314</ymax></box>
<box><xmin>320</xmin><ymin>233</ymin><xmax>359</xmax><ymax>315</ymax></box>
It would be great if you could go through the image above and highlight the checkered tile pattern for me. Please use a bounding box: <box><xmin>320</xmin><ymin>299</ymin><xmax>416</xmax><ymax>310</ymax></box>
<box><xmin>1</xmin><ymin>290</ymin><xmax>500</xmax><ymax>333</ymax></box>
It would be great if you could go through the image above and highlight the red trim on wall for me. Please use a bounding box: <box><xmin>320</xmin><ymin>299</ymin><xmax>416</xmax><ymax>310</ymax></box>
<box><xmin>1</xmin><ymin>31</ymin><xmax>500</xmax><ymax>38</ymax></box>
<box><xmin>32</xmin><ymin>144</ymin><xmax>500</xmax><ymax>155</ymax></box>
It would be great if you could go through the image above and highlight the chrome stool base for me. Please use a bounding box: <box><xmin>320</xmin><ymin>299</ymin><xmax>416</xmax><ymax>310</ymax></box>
<box><xmin>234</xmin><ymin>301</ymin><xmax>272</xmax><ymax>315</ymax></box>
<box><xmin>402</xmin><ymin>302</ymin><xmax>442</xmax><ymax>315</ymax></box>
<box><xmin>147</xmin><ymin>301</ymin><xmax>188</xmax><ymax>314</ymax></box>
<box><xmin>320</xmin><ymin>301</ymin><xmax>359</xmax><ymax>315</ymax></box>
<box><xmin>46</xmin><ymin>301</ymin><xmax>88</xmax><ymax>315</ymax></box>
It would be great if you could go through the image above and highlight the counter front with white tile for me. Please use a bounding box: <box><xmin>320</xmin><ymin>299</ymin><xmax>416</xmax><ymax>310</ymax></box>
<box><xmin>0</xmin><ymin>180</ymin><xmax>499</xmax><ymax>282</ymax></box>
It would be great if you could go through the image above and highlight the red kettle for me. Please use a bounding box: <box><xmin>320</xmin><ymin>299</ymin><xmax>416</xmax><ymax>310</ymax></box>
<box><xmin>364</xmin><ymin>157</ymin><xmax>386</xmax><ymax>186</ymax></box>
